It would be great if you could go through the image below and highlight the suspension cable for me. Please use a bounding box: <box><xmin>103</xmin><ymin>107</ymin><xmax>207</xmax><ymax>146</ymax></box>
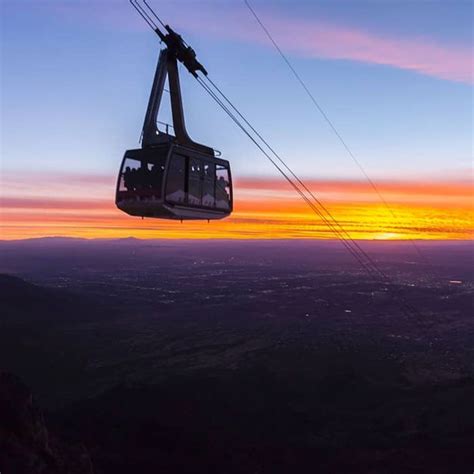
<box><xmin>129</xmin><ymin>0</ymin><xmax>421</xmax><ymax>318</ymax></box>
<box><xmin>197</xmin><ymin>76</ymin><xmax>420</xmax><ymax>318</ymax></box>
<box><xmin>243</xmin><ymin>0</ymin><xmax>437</xmax><ymax>278</ymax></box>
<box><xmin>196</xmin><ymin>77</ymin><xmax>376</xmax><ymax>275</ymax></box>
<box><xmin>204</xmin><ymin>76</ymin><xmax>390</xmax><ymax>282</ymax></box>
<box><xmin>130</xmin><ymin>0</ymin><xmax>158</xmax><ymax>31</ymax></box>
<box><xmin>142</xmin><ymin>0</ymin><xmax>167</xmax><ymax>28</ymax></box>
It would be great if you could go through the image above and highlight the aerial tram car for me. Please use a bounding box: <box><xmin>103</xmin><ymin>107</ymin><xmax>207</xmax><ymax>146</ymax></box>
<box><xmin>116</xmin><ymin>23</ymin><xmax>232</xmax><ymax>220</ymax></box>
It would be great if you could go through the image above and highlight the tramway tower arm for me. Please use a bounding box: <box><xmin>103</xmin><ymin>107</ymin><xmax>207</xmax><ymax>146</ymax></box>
<box><xmin>141</xmin><ymin>24</ymin><xmax>213</xmax><ymax>155</ymax></box>
<box><xmin>141</xmin><ymin>49</ymin><xmax>168</xmax><ymax>147</ymax></box>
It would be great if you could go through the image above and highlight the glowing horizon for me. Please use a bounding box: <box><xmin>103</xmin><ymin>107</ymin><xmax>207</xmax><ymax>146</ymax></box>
<box><xmin>1</xmin><ymin>172</ymin><xmax>472</xmax><ymax>241</ymax></box>
<box><xmin>1</xmin><ymin>2</ymin><xmax>472</xmax><ymax>243</ymax></box>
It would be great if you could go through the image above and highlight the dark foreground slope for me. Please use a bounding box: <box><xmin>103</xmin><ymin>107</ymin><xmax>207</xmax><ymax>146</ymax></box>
<box><xmin>0</xmin><ymin>239</ymin><xmax>473</xmax><ymax>473</ymax></box>
<box><xmin>0</xmin><ymin>372</ymin><xmax>93</xmax><ymax>474</ymax></box>
<box><xmin>55</xmin><ymin>367</ymin><xmax>474</xmax><ymax>474</ymax></box>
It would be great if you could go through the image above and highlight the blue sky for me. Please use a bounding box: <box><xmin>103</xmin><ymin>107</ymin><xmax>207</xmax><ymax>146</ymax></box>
<box><xmin>1</xmin><ymin>0</ymin><xmax>472</xmax><ymax>182</ymax></box>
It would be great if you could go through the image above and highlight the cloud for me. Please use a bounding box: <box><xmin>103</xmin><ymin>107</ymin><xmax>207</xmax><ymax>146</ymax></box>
<box><xmin>0</xmin><ymin>197</ymin><xmax>111</xmax><ymax>211</ymax></box>
<box><xmin>1</xmin><ymin>171</ymin><xmax>472</xmax><ymax>241</ymax></box>
<box><xmin>45</xmin><ymin>1</ymin><xmax>472</xmax><ymax>83</ymax></box>
<box><xmin>174</xmin><ymin>6</ymin><xmax>473</xmax><ymax>84</ymax></box>
<box><xmin>235</xmin><ymin>176</ymin><xmax>472</xmax><ymax>196</ymax></box>
<box><xmin>3</xmin><ymin>171</ymin><xmax>472</xmax><ymax>206</ymax></box>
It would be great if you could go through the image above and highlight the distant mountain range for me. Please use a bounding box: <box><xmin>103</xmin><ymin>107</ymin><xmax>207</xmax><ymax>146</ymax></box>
<box><xmin>1</xmin><ymin>236</ymin><xmax>472</xmax><ymax>245</ymax></box>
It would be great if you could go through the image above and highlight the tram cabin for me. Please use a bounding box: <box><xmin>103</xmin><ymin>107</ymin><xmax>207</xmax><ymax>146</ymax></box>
<box><xmin>116</xmin><ymin>143</ymin><xmax>232</xmax><ymax>220</ymax></box>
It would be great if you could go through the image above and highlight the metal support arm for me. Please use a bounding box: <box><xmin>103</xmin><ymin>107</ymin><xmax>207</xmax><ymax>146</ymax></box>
<box><xmin>141</xmin><ymin>48</ymin><xmax>214</xmax><ymax>156</ymax></box>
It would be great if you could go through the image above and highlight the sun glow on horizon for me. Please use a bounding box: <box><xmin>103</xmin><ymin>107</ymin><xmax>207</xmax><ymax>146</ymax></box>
<box><xmin>373</xmin><ymin>232</ymin><xmax>402</xmax><ymax>241</ymax></box>
<box><xmin>1</xmin><ymin>173</ymin><xmax>472</xmax><ymax>241</ymax></box>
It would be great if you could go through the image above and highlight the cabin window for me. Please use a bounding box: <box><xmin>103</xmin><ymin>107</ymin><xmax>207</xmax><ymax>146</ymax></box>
<box><xmin>188</xmin><ymin>159</ymin><xmax>202</xmax><ymax>206</ymax></box>
<box><xmin>202</xmin><ymin>163</ymin><xmax>215</xmax><ymax>208</ymax></box>
<box><xmin>119</xmin><ymin>157</ymin><xmax>165</xmax><ymax>199</ymax></box>
<box><xmin>166</xmin><ymin>155</ymin><xmax>186</xmax><ymax>204</ymax></box>
<box><xmin>215</xmin><ymin>164</ymin><xmax>231</xmax><ymax>210</ymax></box>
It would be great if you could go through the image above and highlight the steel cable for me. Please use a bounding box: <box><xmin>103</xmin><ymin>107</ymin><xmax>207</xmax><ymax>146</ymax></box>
<box><xmin>243</xmin><ymin>0</ymin><xmax>438</xmax><ymax>280</ymax></box>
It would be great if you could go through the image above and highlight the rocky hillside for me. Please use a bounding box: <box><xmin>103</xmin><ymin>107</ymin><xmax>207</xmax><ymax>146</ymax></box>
<box><xmin>0</xmin><ymin>372</ymin><xmax>93</xmax><ymax>474</ymax></box>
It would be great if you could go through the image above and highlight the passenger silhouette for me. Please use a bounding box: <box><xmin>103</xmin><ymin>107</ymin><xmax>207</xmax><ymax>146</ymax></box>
<box><xmin>123</xmin><ymin>166</ymin><xmax>132</xmax><ymax>191</ymax></box>
<box><xmin>216</xmin><ymin>176</ymin><xmax>229</xmax><ymax>207</ymax></box>
<box><xmin>136</xmin><ymin>163</ymin><xmax>149</xmax><ymax>191</ymax></box>
<box><xmin>129</xmin><ymin>168</ymin><xmax>138</xmax><ymax>191</ymax></box>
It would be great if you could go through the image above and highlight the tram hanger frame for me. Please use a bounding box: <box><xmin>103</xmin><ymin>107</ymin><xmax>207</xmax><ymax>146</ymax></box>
<box><xmin>115</xmin><ymin>23</ymin><xmax>233</xmax><ymax>221</ymax></box>
<box><xmin>141</xmin><ymin>34</ymin><xmax>212</xmax><ymax>155</ymax></box>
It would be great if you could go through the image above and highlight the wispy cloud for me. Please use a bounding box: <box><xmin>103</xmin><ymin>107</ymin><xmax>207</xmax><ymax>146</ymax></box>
<box><xmin>47</xmin><ymin>2</ymin><xmax>472</xmax><ymax>83</ymax></box>
<box><xmin>174</xmin><ymin>6</ymin><xmax>473</xmax><ymax>84</ymax></box>
<box><xmin>1</xmin><ymin>172</ymin><xmax>472</xmax><ymax>241</ymax></box>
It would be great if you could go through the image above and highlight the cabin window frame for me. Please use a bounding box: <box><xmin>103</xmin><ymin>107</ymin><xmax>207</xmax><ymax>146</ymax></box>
<box><xmin>163</xmin><ymin>147</ymin><xmax>232</xmax><ymax>212</ymax></box>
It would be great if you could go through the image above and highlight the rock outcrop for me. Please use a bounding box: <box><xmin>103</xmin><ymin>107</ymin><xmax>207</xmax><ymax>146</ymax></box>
<box><xmin>0</xmin><ymin>372</ymin><xmax>93</xmax><ymax>474</ymax></box>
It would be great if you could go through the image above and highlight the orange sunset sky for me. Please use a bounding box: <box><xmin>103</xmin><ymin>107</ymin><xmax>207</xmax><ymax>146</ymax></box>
<box><xmin>1</xmin><ymin>172</ymin><xmax>472</xmax><ymax>240</ymax></box>
<box><xmin>1</xmin><ymin>2</ymin><xmax>472</xmax><ymax>242</ymax></box>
